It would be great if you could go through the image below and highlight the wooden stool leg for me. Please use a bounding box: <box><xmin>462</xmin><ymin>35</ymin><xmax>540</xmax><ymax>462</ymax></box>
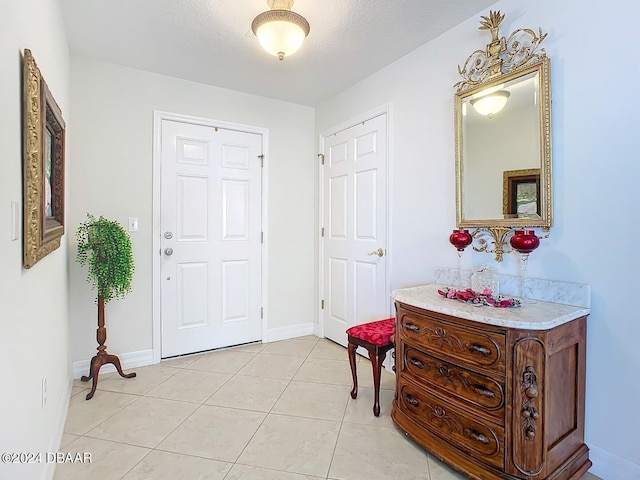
<box><xmin>369</xmin><ymin>346</ymin><xmax>388</xmax><ymax>417</ymax></box>
<box><xmin>348</xmin><ymin>341</ymin><xmax>358</xmax><ymax>399</ymax></box>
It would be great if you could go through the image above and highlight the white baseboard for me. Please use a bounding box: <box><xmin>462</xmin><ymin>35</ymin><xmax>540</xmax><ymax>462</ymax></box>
<box><xmin>313</xmin><ymin>322</ymin><xmax>321</xmax><ymax>337</ymax></box>
<box><xmin>589</xmin><ymin>444</ymin><xmax>640</xmax><ymax>480</ymax></box>
<box><xmin>72</xmin><ymin>349</ymin><xmax>154</xmax><ymax>379</ymax></box>
<box><xmin>41</xmin><ymin>379</ymin><xmax>73</xmax><ymax>480</ymax></box>
<box><xmin>263</xmin><ymin>322</ymin><xmax>315</xmax><ymax>343</ymax></box>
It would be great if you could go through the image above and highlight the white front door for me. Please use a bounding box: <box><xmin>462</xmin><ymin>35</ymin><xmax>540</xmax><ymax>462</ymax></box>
<box><xmin>160</xmin><ymin>119</ymin><xmax>263</xmax><ymax>357</ymax></box>
<box><xmin>321</xmin><ymin>113</ymin><xmax>389</xmax><ymax>346</ymax></box>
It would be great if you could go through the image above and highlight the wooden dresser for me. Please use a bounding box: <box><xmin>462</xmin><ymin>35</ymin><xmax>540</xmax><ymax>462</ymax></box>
<box><xmin>391</xmin><ymin>285</ymin><xmax>591</xmax><ymax>480</ymax></box>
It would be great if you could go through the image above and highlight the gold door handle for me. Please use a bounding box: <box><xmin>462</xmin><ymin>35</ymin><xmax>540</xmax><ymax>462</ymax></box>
<box><xmin>368</xmin><ymin>248</ymin><xmax>384</xmax><ymax>257</ymax></box>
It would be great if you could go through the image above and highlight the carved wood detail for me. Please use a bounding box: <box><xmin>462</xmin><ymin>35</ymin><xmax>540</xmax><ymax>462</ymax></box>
<box><xmin>512</xmin><ymin>337</ymin><xmax>545</xmax><ymax>476</ymax></box>
<box><xmin>521</xmin><ymin>365</ymin><xmax>540</xmax><ymax>439</ymax></box>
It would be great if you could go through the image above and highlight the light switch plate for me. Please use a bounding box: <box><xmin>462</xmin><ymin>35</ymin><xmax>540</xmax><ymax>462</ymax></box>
<box><xmin>11</xmin><ymin>201</ymin><xmax>19</xmax><ymax>241</ymax></box>
<box><xmin>128</xmin><ymin>217</ymin><xmax>139</xmax><ymax>232</ymax></box>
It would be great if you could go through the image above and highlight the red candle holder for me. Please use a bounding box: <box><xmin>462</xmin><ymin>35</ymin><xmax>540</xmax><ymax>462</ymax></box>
<box><xmin>449</xmin><ymin>229</ymin><xmax>472</xmax><ymax>251</ymax></box>
<box><xmin>509</xmin><ymin>230</ymin><xmax>540</xmax><ymax>302</ymax></box>
<box><xmin>510</xmin><ymin>230</ymin><xmax>540</xmax><ymax>254</ymax></box>
<box><xmin>449</xmin><ymin>229</ymin><xmax>472</xmax><ymax>287</ymax></box>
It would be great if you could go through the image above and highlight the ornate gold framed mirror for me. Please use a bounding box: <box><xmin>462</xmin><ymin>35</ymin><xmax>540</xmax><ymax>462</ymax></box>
<box><xmin>454</xmin><ymin>11</ymin><xmax>551</xmax><ymax>261</ymax></box>
<box><xmin>22</xmin><ymin>49</ymin><xmax>66</xmax><ymax>269</ymax></box>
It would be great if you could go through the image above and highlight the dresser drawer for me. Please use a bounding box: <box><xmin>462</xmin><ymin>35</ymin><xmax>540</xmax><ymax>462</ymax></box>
<box><xmin>402</xmin><ymin>346</ymin><xmax>505</xmax><ymax>417</ymax></box>
<box><xmin>397</xmin><ymin>378</ymin><xmax>505</xmax><ymax>470</ymax></box>
<box><xmin>398</xmin><ymin>306</ymin><xmax>505</xmax><ymax>373</ymax></box>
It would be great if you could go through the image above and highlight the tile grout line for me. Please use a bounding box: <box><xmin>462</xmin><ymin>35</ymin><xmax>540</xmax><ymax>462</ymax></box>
<box><xmin>72</xmin><ymin>351</ymin><xmax>249</xmax><ymax>478</ymax></box>
<box><xmin>102</xmin><ymin>346</ymin><xmax>264</xmax><ymax>480</ymax></box>
<box><xmin>60</xmin><ymin>337</ymin><xmax>412</xmax><ymax>480</ymax></box>
<box><xmin>227</xmin><ymin>337</ymin><xmax>320</xmax><ymax>475</ymax></box>
<box><xmin>142</xmin><ymin>348</ymin><xmax>266</xmax><ymax>469</ymax></box>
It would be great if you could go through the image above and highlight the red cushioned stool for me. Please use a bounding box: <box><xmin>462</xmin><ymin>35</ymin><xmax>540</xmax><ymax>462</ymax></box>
<box><xmin>346</xmin><ymin>317</ymin><xmax>395</xmax><ymax>416</ymax></box>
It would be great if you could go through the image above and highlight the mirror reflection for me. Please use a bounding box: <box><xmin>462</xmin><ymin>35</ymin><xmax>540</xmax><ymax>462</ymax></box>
<box><xmin>455</xmin><ymin>59</ymin><xmax>552</xmax><ymax>228</ymax></box>
<box><xmin>460</xmin><ymin>68</ymin><xmax>540</xmax><ymax>220</ymax></box>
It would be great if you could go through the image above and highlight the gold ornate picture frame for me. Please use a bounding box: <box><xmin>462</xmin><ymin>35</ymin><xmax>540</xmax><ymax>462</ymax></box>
<box><xmin>503</xmin><ymin>168</ymin><xmax>540</xmax><ymax>219</ymax></box>
<box><xmin>22</xmin><ymin>49</ymin><xmax>65</xmax><ymax>268</ymax></box>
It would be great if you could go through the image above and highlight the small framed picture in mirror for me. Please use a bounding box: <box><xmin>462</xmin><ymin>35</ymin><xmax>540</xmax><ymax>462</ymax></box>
<box><xmin>503</xmin><ymin>169</ymin><xmax>540</xmax><ymax>219</ymax></box>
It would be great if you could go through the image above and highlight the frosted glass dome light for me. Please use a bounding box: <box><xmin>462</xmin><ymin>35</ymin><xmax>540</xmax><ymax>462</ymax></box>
<box><xmin>470</xmin><ymin>90</ymin><xmax>510</xmax><ymax>117</ymax></box>
<box><xmin>252</xmin><ymin>1</ymin><xmax>310</xmax><ymax>61</ymax></box>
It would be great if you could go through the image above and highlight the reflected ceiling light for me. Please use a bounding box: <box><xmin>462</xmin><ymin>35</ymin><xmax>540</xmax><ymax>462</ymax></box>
<box><xmin>251</xmin><ymin>0</ymin><xmax>310</xmax><ymax>61</ymax></box>
<box><xmin>470</xmin><ymin>90</ymin><xmax>510</xmax><ymax>117</ymax></box>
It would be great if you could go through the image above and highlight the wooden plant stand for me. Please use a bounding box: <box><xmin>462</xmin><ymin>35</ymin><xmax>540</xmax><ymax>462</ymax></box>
<box><xmin>80</xmin><ymin>295</ymin><xmax>136</xmax><ymax>400</ymax></box>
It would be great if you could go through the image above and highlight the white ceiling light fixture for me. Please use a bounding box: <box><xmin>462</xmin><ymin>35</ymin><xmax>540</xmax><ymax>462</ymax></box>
<box><xmin>470</xmin><ymin>90</ymin><xmax>510</xmax><ymax>117</ymax></box>
<box><xmin>251</xmin><ymin>0</ymin><xmax>310</xmax><ymax>61</ymax></box>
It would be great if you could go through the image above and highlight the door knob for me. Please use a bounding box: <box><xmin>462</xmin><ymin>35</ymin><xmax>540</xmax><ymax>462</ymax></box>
<box><xmin>367</xmin><ymin>248</ymin><xmax>384</xmax><ymax>257</ymax></box>
<box><xmin>164</xmin><ymin>248</ymin><xmax>174</xmax><ymax>256</ymax></box>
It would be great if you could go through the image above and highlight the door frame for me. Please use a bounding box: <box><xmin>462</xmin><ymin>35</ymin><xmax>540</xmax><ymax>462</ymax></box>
<box><xmin>152</xmin><ymin>110</ymin><xmax>269</xmax><ymax>363</ymax></box>
<box><xmin>318</xmin><ymin>104</ymin><xmax>392</xmax><ymax>338</ymax></box>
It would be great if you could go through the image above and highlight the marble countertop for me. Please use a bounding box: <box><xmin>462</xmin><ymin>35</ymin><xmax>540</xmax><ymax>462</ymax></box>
<box><xmin>391</xmin><ymin>284</ymin><xmax>590</xmax><ymax>330</ymax></box>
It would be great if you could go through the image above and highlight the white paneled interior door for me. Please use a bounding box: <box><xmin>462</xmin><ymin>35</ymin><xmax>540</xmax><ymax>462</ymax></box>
<box><xmin>321</xmin><ymin>113</ymin><xmax>389</xmax><ymax>346</ymax></box>
<box><xmin>160</xmin><ymin>119</ymin><xmax>262</xmax><ymax>357</ymax></box>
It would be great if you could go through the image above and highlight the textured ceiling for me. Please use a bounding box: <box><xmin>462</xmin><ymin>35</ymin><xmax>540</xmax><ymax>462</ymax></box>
<box><xmin>60</xmin><ymin>0</ymin><xmax>497</xmax><ymax>106</ymax></box>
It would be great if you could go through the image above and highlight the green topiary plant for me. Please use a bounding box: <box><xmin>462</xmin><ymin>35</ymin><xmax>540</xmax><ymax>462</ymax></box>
<box><xmin>76</xmin><ymin>214</ymin><xmax>135</xmax><ymax>303</ymax></box>
<box><xmin>76</xmin><ymin>214</ymin><xmax>137</xmax><ymax>400</ymax></box>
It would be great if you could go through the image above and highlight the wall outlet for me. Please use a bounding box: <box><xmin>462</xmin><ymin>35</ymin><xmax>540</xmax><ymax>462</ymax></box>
<box><xmin>42</xmin><ymin>376</ymin><xmax>47</xmax><ymax>408</ymax></box>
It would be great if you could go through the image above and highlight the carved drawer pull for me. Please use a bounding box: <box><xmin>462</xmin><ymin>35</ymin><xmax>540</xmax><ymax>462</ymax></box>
<box><xmin>409</xmin><ymin>357</ymin><xmax>424</xmax><ymax>369</ymax></box>
<box><xmin>466</xmin><ymin>343</ymin><xmax>491</xmax><ymax>356</ymax></box>
<box><xmin>404</xmin><ymin>394</ymin><xmax>420</xmax><ymax>407</ymax></box>
<box><xmin>404</xmin><ymin>323</ymin><xmax>420</xmax><ymax>333</ymax></box>
<box><xmin>471</xmin><ymin>384</ymin><xmax>495</xmax><ymax>398</ymax></box>
<box><xmin>464</xmin><ymin>428</ymin><xmax>491</xmax><ymax>445</ymax></box>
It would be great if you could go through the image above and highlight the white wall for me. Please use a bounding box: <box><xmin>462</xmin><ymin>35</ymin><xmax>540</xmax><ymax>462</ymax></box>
<box><xmin>0</xmin><ymin>1</ymin><xmax>71</xmax><ymax>479</ymax></box>
<box><xmin>316</xmin><ymin>0</ymin><xmax>640</xmax><ymax>477</ymax></box>
<box><xmin>68</xmin><ymin>58</ymin><xmax>315</xmax><ymax>363</ymax></box>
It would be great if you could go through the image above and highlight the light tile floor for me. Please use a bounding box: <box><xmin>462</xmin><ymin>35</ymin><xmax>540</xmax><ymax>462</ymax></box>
<box><xmin>56</xmin><ymin>336</ymin><xmax>601</xmax><ymax>480</ymax></box>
